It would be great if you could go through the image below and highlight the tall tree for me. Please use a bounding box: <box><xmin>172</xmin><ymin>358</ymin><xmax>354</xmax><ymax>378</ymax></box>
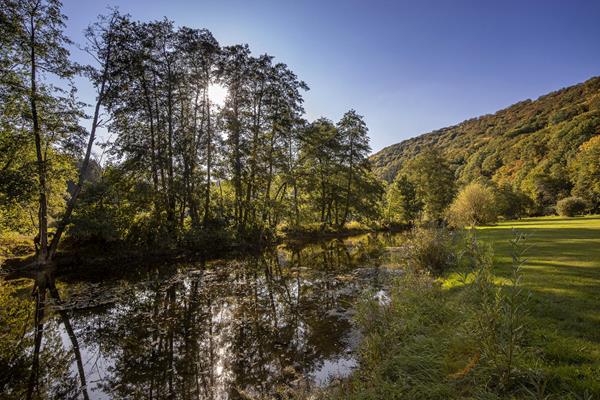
<box><xmin>176</xmin><ymin>27</ymin><xmax>220</xmax><ymax>226</ymax></box>
<box><xmin>219</xmin><ymin>44</ymin><xmax>252</xmax><ymax>230</ymax></box>
<box><xmin>337</xmin><ymin>110</ymin><xmax>372</xmax><ymax>227</ymax></box>
<box><xmin>298</xmin><ymin>118</ymin><xmax>343</xmax><ymax>227</ymax></box>
<box><xmin>48</xmin><ymin>11</ymin><xmax>121</xmax><ymax>260</ymax></box>
<box><xmin>2</xmin><ymin>0</ymin><xmax>81</xmax><ymax>263</ymax></box>
<box><xmin>403</xmin><ymin>149</ymin><xmax>455</xmax><ymax>221</ymax></box>
<box><xmin>386</xmin><ymin>174</ymin><xmax>422</xmax><ymax>224</ymax></box>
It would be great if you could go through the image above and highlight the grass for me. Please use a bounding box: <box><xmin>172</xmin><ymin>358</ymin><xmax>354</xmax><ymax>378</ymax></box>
<box><xmin>475</xmin><ymin>215</ymin><xmax>600</xmax><ymax>394</ymax></box>
<box><xmin>328</xmin><ymin>215</ymin><xmax>600</xmax><ymax>399</ymax></box>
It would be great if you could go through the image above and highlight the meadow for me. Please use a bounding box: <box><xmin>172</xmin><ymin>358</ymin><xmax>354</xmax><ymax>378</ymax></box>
<box><xmin>331</xmin><ymin>216</ymin><xmax>600</xmax><ymax>399</ymax></box>
<box><xmin>476</xmin><ymin>215</ymin><xmax>600</xmax><ymax>394</ymax></box>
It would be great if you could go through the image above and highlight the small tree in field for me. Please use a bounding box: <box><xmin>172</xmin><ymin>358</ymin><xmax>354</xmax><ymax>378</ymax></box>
<box><xmin>447</xmin><ymin>182</ymin><xmax>497</xmax><ymax>227</ymax></box>
<box><xmin>556</xmin><ymin>197</ymin><xmax>587</xmax><ymax>217</ymax></box>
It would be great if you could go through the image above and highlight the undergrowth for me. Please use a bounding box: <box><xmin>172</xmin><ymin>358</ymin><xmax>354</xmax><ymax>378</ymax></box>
<box><xmin>325</xmin><ymin>228</ymin><xmax>596</xmax><ymax>400</ymax></box>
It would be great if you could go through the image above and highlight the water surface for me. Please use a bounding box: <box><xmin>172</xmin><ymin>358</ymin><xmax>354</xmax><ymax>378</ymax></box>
<box><xmin>0</xmin><ymin>233</ymin><xmax>406</xmax><ymax>399</ymax></box>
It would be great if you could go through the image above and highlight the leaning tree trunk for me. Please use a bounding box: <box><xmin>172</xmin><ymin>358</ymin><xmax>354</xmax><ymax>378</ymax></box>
<box><xmin>48</xmin><ymin>23</ymin><xmax>115</xmax><ymax>262</ymax></box>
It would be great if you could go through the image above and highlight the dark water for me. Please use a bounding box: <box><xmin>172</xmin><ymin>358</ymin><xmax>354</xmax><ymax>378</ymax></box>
<box><xmin>0</xmin><ymin>233</ymin><xmax>406</xmax><ymax>399</ymax></box>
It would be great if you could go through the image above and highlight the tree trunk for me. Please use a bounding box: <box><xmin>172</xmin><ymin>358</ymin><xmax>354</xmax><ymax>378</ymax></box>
<box><xmin>29</xmin><ymin>17</ymin><xmax>48</xmax><ymax>263</ymax></box>
<box><xmin>203</xmin><ymin>85</ymin><xmax>212</xmax><ymax>226</ymax></box>
<box><xmin>48</xmin><ymin>31</ymin><xmax>114</xmax><ymax>261</ymax></box>
<box><xmin>342</xmin><ymin>137</ymin><xmax>354</xmax><ymax>227</ymax></box>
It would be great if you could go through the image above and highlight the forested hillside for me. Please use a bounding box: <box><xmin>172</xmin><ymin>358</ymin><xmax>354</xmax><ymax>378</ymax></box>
<box><xmin>372</xmin><ymin>77</ymin><xmax>600</xmax><ymax>213</ymax></box>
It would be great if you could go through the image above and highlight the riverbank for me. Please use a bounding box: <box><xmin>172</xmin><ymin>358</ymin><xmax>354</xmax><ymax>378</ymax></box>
<box><xmin>1</xmin><ymin>222</ymin><xmax>404</xmax><ymax>276</ymax></box>
<box><xmin>328</xmin><ymin>215</ymin><xmax>600</xmax><ymax>399</ymax></box>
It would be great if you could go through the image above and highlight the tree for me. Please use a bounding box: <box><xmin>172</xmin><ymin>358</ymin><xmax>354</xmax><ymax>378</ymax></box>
<box><xmin>494</xmin><ymin>184</ymin><xmax>532</xmax><ymax>219</ymax></box>
<box><xmin>403</xmin><ymin>150</ymin><xmax>455</xmax><ymax>221</ymax></box>
<box><xmin>522</xmin><ymin>172</ymin><xmax>570</xmax><ymax>215</ymax></box>
<box><xmin>219</xmin><ymin>44</ymin><xmax>252</xmax><ymax>230</ymax></box>
<box><xmin>296</xmin><ymin>113</ymin><xmax>382</xmax><ymax>229</ymax></box>
<box><xmin>48</xmin><ymin>11</ymin><xmax>121</xmax><ymax>260</ymax></box>
<box><xmin>2</xmin><ymin>0</ymin><xmax>83</xmax><ymax>263</ymax></box>
<box><xmin>447</xmin><ymin>182</ymin><xmax>497</xmax><ymax>227</ymax></box>
<box><xmin>298</xmin><ymin>118</ymin><xmax>342</xmax><ymax>228</ymax></box>
<box><xmin>569</xmin><ymin>135</ymin><xmax>600</xmax><ymax>212</ymax></box>
<box><xmin>385</xmin><ymin>174</ymin><xmax>422</xmax><ymax>225</ymax></box>
<box><xmin>2</xmin><ymin>4</ymin><xmax>385</xmax><ymax>256</ymax></box>
<box><xmin>337</xmin><ymin>110</ymin><xmax>372</xmax><ymax>227</ymax></box>
<box><xmin>176</xmin><ymin>27</ymin><xmax>221</xmax><ymax>227</ymax></box>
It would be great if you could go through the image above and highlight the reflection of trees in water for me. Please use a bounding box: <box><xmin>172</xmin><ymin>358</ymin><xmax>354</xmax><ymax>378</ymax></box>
<box><xmin>1</xmin><ymin>235</ymin><xmax>391</xmax><ymax>399</ymax></box>
<box><xmin>0</xmin><ymin>268</ymin><xmax>89</xmax><ymax>400</ymax></box>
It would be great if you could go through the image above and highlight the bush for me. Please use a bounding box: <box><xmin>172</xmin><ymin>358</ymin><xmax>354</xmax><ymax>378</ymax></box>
<box><xmin>447</xmin><ymin>182</ymin><xmax>498</xmax><ymax>227</ymax></box>
<box><xmin>406</xmin><ymin>226</ymin><xmax>455</xmax><ymax>275</ymax></box>
<box><xmin>0</xmin><ymin>232</ymin><xmax>34</xmax><ymax>263</ymax></box>
<box><xmin>556</xmin><ymin>196</ymin><xmax>587</xmax><ymax>217</ymax></box>
<box><xmin>344</xmin><ymin>220</ymin><xmax>369</xmax><ymax>231</ymax></box>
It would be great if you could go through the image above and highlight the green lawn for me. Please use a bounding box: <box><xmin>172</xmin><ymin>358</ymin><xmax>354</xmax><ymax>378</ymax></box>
<box><xmin>331</xmin><ymin>216</ymin><xmax>600</xmax><ymax>399</ymax></box>
<box><xmin>476</xmin><ymin>215</ymin><xmax>600</xmax><ymax>393</ymax></box>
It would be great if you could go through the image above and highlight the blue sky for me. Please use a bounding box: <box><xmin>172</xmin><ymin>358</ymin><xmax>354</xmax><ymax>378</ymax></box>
<box><xmin>63</xmin><ymin>0</ymin><xmax>600</xmax><ymax>153</ymax></box>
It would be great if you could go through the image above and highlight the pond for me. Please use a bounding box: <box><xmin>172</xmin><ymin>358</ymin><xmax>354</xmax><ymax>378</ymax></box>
<box><xmin>0</xmin><ymin>233</ymin><xmax>407</xmax><ymax>399</ymax></box>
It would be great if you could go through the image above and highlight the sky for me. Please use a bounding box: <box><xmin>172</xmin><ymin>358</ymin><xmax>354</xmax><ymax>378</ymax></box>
<box><xmin>62</xmin><ymin>0</ymin><xmax>600</xmax><ymax>154</ymax></box>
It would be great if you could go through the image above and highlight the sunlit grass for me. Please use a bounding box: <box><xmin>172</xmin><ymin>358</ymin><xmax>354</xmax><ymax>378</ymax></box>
<box><xmin>332</xmin><ymin>215</ymin><xmax>600</xmax><ymax>399</ymax></box>
<box><xmin>475</xmin><ymin>215</ymin><xmax>600</xmax><ymax>393</ymax></box>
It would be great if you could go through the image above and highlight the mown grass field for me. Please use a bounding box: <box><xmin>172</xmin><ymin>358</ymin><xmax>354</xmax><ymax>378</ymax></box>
<box><xmin>330</xmin><ymin>216</ymin><xmax>600</xmax><ymax>399</ymax></box>
<box><xmin>476</xmin><ymin>215</ymin><xmax>600</xmax><ymax>394</ymax></box>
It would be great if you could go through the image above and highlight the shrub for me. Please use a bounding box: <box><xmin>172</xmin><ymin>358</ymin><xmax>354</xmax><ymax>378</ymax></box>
<box><xmin>447</xmin><ymin>182</ymin><xmax>498</xmax><ymax>227</ymax></box>
<box><xmin>472</xmin><ymin>231</ymin><xmax>529</xmax><ymax>389</ymax></box>
<box><xmin>556</xmin><ymin>196</ymin><xmax>587</xmax><ymax>217</ymax></box>
<box><xmin>345</xmin><ymin>220</ymin><xmax>369</xmax><ymax>231</ymax></box>
<box><xmin>406</xmin><ymin>226</ymin><xmax>455</xmax><ymax>275</ymax></box>
<box><xmin>0</xmin><ymin>232</ymin><xmax>34</xmax><ymax>263</ymax></box>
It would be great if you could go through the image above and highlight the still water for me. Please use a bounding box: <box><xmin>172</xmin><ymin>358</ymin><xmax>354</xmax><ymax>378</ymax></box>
<box><xmin>0</xmin><ymin>233</ymin><xmax>406</xmax><ymax>399</ymax></box>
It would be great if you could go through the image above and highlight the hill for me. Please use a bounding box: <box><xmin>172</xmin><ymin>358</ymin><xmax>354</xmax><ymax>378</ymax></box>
<box><xmin>371</xmin><ymin>77</ymin><xmax>600</xmax><ymax>210</ymax></box>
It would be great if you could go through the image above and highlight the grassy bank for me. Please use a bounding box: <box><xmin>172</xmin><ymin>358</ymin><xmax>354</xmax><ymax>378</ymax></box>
<box><xmin>476</xmin><ymin>215</ymin><xmax>600</xmax><ymax>394</ymax></box>
<box><xmin>329</xmin><ymin>216</ymin><xmax>600</xmax><ymax>399</ymax></box>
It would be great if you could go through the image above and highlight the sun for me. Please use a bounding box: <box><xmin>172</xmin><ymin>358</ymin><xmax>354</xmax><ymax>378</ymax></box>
<box><xmin>208</xmin><ymin>83</ymin><xmax>228</xmax><ymax>107</ymax></box>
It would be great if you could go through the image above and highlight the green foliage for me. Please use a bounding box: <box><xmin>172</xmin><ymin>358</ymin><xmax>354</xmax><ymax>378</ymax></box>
<box><xmin>384</xmin><ymin>174</ymin><xmax>423</xmax><ymax>225</ymax></box>
<box><xmin>405</xmin><ymin>226</ymin><xmax>456</xmax><ymax>275</ymax></box>
<box><xmin>447</xmin><ymin>182</ymin><xmax>498</xmax><ymax>227</ymax></box>
<box><xmin>1</xmin><ymin>3</ymin><xmax>384</xmax><ymax>256</ymax></box>
<box><xmin>66</xmin><ymin>166</ymin><xmax>154</xmax><ymax>246</ymax></box>
<box><xmin>402</xmin><ymin>149</ymin><xmax>455</xmax><ymax>221</ymax></box>
<box><xmin>569</xmin><ymin>135</ymin><xmax>600</xmax><ymax>212</ymax></box>
<box><xmin>471</xmin><ymin>231</ymin><xmax>529</xmax><ymax>389</ymax></box>
<box><xmin>371</xmin><ymin>77</ymin><xmax>600</xmax><ymax>216</ymax></box>
<box><xmin>555</xmin><ymin>196</ymin><xmax>588</xmax><ymax>217</ymax></box>
<box><xmin>0</xmin><ymin>232</ymin><xmax>33</xmax><ymax>264</ymax></box>
<box><xmin>297</xmin><ymin>116</ymin><xmax>383</xmax><ymax>230</ymax></box>
<box><xmin>494</xmin><ymin>184</ymin><xmax>533</xmax><ymax>219</ymax></box>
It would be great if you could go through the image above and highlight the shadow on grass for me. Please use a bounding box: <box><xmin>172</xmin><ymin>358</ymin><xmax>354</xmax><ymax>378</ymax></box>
<box><xmin>472</xmin><ymin>220</ymin><xmax>600</xmax><ymax>379</ymax></box>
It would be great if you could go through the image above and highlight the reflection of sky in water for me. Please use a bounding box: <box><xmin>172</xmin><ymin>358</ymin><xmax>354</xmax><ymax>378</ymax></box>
<box><xmin>312</xmin><ymin>327</ymin><xmax>362</xmax><ymax>386</ymax></box>
<box><xmin>313</xmin><ymin>356</ymin><xmax>358</xmax><ymax>386</ymax></box>
<box><xmin>3</xmin><ymin>233</ymin><xmax>406</xmax><ymax>399</ymax></box>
